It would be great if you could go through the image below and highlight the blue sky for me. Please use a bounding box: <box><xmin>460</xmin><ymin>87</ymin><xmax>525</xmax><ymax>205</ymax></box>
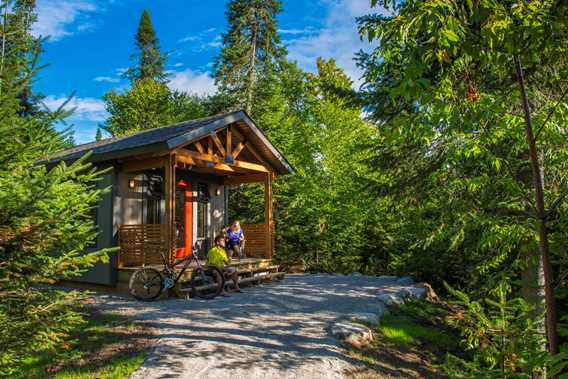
<box><xmin>35</xmin><ymin>0</ymin><xmax>377</xmax><ymax>144</ymax></box>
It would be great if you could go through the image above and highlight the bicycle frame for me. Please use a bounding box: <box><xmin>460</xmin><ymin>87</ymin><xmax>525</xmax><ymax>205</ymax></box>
<box><xmin>157</xmin><ymin>244</ymin><xmax>207</xmax><ymax>287</ymax></box>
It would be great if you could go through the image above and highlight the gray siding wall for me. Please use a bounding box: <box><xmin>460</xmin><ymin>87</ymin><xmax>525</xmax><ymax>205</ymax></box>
<box><xmin>75</xmin><ymin>167</ymin><xmax>117</xmax><ymax>285</ymax></box>
<box><xmin>209</xmin><ymin>184</ymin><xmax>227</xmax><ymax>242</ymax></box>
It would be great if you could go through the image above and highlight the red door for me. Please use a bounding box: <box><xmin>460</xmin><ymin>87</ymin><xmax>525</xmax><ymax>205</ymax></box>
<box><xmin>175</xmin><ymin>181</ymin><xmax>193</xmax><ymax>258</ymax></box>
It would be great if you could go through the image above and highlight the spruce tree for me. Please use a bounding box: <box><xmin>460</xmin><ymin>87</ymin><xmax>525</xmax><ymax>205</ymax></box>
<box><xmin>213</xmin><ymin>0</ymin><xmax>284</xmax><ymax>114</ymax></box>
<box><xmin>95</xmin><ymin>127</ymin><xmax>103</xmax><ymax>141</ymax></box>
<box><xmin>124</xmin><ymin>9</ymin><xmax>166</xmax><ymax>83</ymax></box>
<box><xmin>0</xmin><ymin>0</ymin><xmax>108</xmax><ymax>373</ymax></box>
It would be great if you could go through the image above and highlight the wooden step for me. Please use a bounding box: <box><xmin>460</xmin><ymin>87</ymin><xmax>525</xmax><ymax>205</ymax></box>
<box><xmin>177</xmin><ymin>270</ymin><xmax>285</xmax><ymax>294</ymax></box>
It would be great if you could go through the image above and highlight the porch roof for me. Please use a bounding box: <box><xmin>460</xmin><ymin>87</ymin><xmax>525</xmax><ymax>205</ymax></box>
<box><xmin>46</xmin><ymin>110</ymin><xmax>293</xmax><ymax>175</ymax></box>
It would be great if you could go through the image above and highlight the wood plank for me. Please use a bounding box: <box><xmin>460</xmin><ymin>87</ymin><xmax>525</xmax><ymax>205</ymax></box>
<box><xmin>165</xmin><ymin>154</ymin><xmax>176</xmax><ymax>265</ymax></box>
<box><xmin>232</xmin><ymin>127</ymin><xmax>271</xmax><ymax>168</ymax></box>
<box><xmin>193</xmin><ymin>141</ymin><xmax>205</xmax><ymax>153</ymax></box>
<box><xmin>176</xmin><ymin>154</ymin><xmax>196</xmax><ymax>166</ymax></box>
<box><xmin>211</xmin><ymin>132</ymin><xmax>226</xmax><ymax>156</ymax></box>
<box><xmin>233</xmin><ymin>141</ymin><xmax>247</xmax><ymax>159</ymax></box>
<box><xmin>226</xmin><ymin>125</ymin><xmax>232</xmax><ymax>159</ymax></box>
<box><xmin>176</xmin><ymin>149</ymin><xmax>268</xmax><ymax>173</ymax></box>
<box><xmin>122</xmin><ymin>157</ymin><xmax>165</xmax><ymax>172</ymax></box>
<box><xmin>264</xmin><ymin>173</ymin><xmax>274</xmax><ymax>259</ymax></box>
<box><xmin>224</xmin><ymin>173</ymin><xmax>266</xmax><ymax>185</ymax></box>
<box><xmin>207</xmin><ymin>137</ymin><xmax>213</xmax><ymax>155</ymax></box>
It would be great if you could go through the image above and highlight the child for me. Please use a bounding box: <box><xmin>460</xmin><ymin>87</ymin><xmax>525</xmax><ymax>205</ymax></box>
<box><xmin>226</xmin><ymin>220</ymin><xmax>245</xmax><ymax>261</ymax></box>
<box><xmin>207</xmin><ymin>235</ymin><xmax>242</xmax><ymax>295</ymax></box>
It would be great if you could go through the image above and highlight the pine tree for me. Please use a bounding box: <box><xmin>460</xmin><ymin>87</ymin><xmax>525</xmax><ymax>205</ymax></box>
<box><xmin>0</xmin><ymin>0</ymin><xmax>108</xmax><ymax>373</ymax></box>
<box><xmin>124</xmin><ymin>9</ymin><xmax>166</xmax><ymax>83</ymax></box>
<box><xmin>95</xmin><ymin>127</ymin><xmax>103</xmax><ymax>141</ymax></box>
<box><xmin>213</xmin><ymin>0</ymin><xmax>284</xmax><ymax>114</ymax></box>
<box><xmin>0</xmin><ymin>0</ymin><xmax>43</xmax><ymax>115</ymax></box>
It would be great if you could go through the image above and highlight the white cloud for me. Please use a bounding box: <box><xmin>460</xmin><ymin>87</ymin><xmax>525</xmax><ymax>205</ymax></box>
<box><xmin>33</xmin><ymin>0</ymin><xmax>100</xmax><ymax>41</ymax></box>
<box><xmin>173</xmin><ymin>63</ymin><xmax>184</xmax><ymax>67</ymax></box>
<box><xmin>279</xmin><ymin>27</ymin><xmax>317</xmax><ymax>35</ymax></box>
<box><xmin>44</xmin><ymin>95</ymin><xmax>108</xmax><ymax>122</ymax></box>
<box><xmin>285</xmin><ymin>0</ymin><xmax>383</xmax><ymax>87</ymax></box>
<box><xmin>94</xmin><ymin>76</ymin><xmax>119</xmax><ymax>83</ymax></box>
<box><xmin>168</xmin><ymin>69</ymin><xmax>216</xmax><ymax>96</ymax></box>
<box><xmin>179</xmin><ymin>28</ymin><xmax>222</xmax><ymax>52</ymax></box>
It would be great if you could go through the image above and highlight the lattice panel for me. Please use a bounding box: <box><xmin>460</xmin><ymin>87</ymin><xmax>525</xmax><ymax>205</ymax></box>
<box><xmin>118</xmin><ymin>224</ymin><xmax>167</xmax><ymax>267</ymax></box>
<box><xmin>242</xmin><ymin>223</ymin><xmax>274</xmax><ymax>259</ymax></box>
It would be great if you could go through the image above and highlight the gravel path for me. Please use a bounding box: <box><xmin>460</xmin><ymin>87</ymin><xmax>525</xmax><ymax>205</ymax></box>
<box><xmin>92</xmin><ymin>273</ymin><xmax>411</xmax><ymax>379</ymax></box>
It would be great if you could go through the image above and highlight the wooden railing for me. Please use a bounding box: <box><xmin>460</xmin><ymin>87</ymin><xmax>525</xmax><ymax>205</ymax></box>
<box><xmin>118</xmin><ymin>223</ymin><xmax>274</xmax><ymax>267</ymax></box>
<box><xmin>242</xmin><ymin>223</ymin><xmax>274</xmax><ymax>259</ymax></box>
<box><xmin>118</xmin><ymin>224</ymin><xmax>167</xmax><ymax>267</ymax></box>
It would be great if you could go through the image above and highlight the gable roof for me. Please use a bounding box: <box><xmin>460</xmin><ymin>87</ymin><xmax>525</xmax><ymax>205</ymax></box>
<box><xmin>46</xmin><ymin>110</ymin><xmax>293</xmax><ymax>175</ymax></box>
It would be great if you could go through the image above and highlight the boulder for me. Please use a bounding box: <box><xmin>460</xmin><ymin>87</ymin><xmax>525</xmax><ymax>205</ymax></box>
<box><xmin>396</xmin><ymin>276</ymin><xmax>414</xmax><ymax>285</ymax></box>
<box><xmin>331</xmin><ymin>322</ymin><xmax>374</xmax><ymax>348</ymax></box>
<box><xmin>404</xmin><ymin>287</ymin><xmax>427</xmax><ymax>299</ymax></box>
<box><xmin>348</xmin><ymin>312</ymin><xmax>380</xmax><ymax>325</ymax></box>
<box><xmin>416</xmin><ymin>282</ymin><xmax>439</xmax><ymax>302</ymax></box>
<box><xmin>377</xmin><ymin>293</ymin><xmax>405</xmax><ymax>306</ymax></box>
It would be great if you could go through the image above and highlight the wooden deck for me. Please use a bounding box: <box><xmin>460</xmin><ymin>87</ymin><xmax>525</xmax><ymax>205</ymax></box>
<box><xmin>117</xmin><ymin>257</ymin><xmax>284</xmax><ymax>297</ymax></box>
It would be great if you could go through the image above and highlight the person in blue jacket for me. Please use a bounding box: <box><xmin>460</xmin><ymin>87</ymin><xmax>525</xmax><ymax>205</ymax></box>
<box><xmin>226</xmin><ymin>220</ymin><xmax>245</xmax><ymax>261</ymax></box>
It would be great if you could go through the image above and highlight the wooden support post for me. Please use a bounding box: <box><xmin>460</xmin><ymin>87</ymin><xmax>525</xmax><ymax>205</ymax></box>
<box><xmin>226</xmin><ymin>125</ymin><xmax>232</xmax><ymax>160</ymax></box>
<box><xmin>165</xmin><ymin>154</ymin><xmax>176</xmax><ymax>265</ymax></box>
<box><xmin>264</xmin><ymin>172</ymin><xmax>273</xmax><ymax>259</ymax></box>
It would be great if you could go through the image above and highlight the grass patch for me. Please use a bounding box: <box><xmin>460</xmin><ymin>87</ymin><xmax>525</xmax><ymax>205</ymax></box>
<box><xmin>379</xmin><ymin>313</ymin><xmax>457</xmax><ymax>350</ymax></box>
<box><xmin>18</xmin><ymin>310</ymin><xmax>154</xmax><ymax>379</ymax></box>
<box><xmin>346</xmin><ymin>299</ymin><xmax>461</xmax><ymax>378</ymax></box>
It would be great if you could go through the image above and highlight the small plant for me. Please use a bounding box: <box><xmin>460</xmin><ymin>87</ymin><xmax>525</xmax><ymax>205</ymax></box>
<box><xmin>444</xmin><ymin>283</ymin><xmax>567</xmax><ymax>378</ymax></box>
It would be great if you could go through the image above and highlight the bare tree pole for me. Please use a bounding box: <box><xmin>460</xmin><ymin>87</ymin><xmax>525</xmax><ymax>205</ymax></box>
<box><xmin>515</xmin><ymin>55</ymin><xmax>559</xmax><ymax>357</ymax></box>
<box><xmin>0</xmin><ymin>0</ymin><xmax>9</xmax><ymax>96</ymax></box>
<box><xmin>245</xmin><ymin>17</ymin><xmax>258</xmax><ymax>115</ymax></box>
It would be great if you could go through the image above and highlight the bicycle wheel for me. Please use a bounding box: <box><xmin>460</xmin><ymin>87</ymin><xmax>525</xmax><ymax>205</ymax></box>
<box><xmin>129</xmin><ymin>268</ymin><xmax>163</xmax><ymax>301</ymax></box>
<box><xmin>191</xmin><ymin>266</ymin><xmax>224</xmax><ymax>299</ymax></box>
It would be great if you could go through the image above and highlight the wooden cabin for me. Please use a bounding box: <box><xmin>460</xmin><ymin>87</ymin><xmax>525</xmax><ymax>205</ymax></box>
<box><xmin>46</xmin><ymin>110</ymin><xmax>293</xmax><ymax>286</ymax></box>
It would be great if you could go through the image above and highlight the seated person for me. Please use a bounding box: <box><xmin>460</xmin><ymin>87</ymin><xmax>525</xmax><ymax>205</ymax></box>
<box><xmin>226</xmin><ymin>220</ymin><xmax>245</xmax><ymax>260</ymax></box>
<box><xmin>207</xmin><ymin>235</ymin><xmax>242</xmax><ymax>295</ymax></box>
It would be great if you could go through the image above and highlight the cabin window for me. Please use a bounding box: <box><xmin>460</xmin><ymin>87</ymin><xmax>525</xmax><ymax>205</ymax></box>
<box><xmin>196</xmin><ymin>183</ymin><xmax>209</xmax><ymax>240</ymax></box>
<box><xmin>144</xmin><ymin>175</ymin><xmax>163</xmax><ymax>224</ymax></box>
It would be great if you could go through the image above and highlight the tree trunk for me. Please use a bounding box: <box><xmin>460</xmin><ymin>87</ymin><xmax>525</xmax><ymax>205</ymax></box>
<box><xmin>0</xmin><ymin>0</ymin><xmax>8</xmax><ymax>96</ymax></box>
<box><xmin>514</xmin><ymin>56</ymin><xmax>559</xmax><ymax>357</ymax></box>
<box><xmin>245</xmin><ymin>20</ymin><xmax>258</xmax><ymax>115</ymax></box>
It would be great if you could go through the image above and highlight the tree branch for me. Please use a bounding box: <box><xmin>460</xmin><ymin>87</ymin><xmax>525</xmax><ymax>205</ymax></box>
<box><xmin>534</xmin><ymin>85</ymin><xmax>568</xmax><ymax>141</ymax></box>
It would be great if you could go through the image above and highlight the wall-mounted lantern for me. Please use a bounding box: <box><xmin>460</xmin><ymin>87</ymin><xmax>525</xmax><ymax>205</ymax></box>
<box><xmin>215</xmin><ymin>187</ymin><xmax>222</xmax><ymax>196</ymax></box>
<box><xmin>128</xmin><ymin>179</ymin><xmax>136</xmax><ymax>189</ymax></box>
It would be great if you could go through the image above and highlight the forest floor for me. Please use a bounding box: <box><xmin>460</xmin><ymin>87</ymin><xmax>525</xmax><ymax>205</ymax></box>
<box><xmin>86</xmin><ymin>273</ymin><xmax>457</xmax><ymax>379</ymax></box>
<box><xmin>18</xmin><ymin>309</ymin><xmax>157</xmax><ymax>378</ymax></box>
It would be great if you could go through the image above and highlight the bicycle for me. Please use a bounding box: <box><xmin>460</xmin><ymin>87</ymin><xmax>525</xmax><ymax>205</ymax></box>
<box><xmin>128</xmin><ymin>242</ymin><xmax>225</xmax><ymax>301</ymax></box>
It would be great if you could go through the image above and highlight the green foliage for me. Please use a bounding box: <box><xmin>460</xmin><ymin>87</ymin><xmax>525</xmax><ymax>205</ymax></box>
<box><xmin>443</xmin><ymin>284</ymin><xmax>568</xmax><ymax>377</ymax></box>
<box><xmin>0</xmin><ymin>0</ymin><xmax>109</xmax><ymax>374</ymax></box>
<box><xmin>102</xmin><ymin>77</ymin><xmax>175</xmax><ymax>136</ymax></box>
<box><xmin>124</xmin><ymin>9</ymin><xmax>166</xmax><ymax>83</ymax></box>
<box><xmin>18</xmin><ymin>312</ymin><xmax>147</xmax><ymax>379</ymax></box>
<box><xmin>213</xmin><ymin>0</ymin><xmax>284</xmax><ymax>113</ymax></box>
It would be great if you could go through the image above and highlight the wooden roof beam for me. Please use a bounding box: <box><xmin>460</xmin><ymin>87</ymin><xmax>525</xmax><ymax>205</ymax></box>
<box><xmin>176</xmin><ymin>149</ymin><xmax>269</xmax><ymax>173</ymax></box>
<box><xmin>224</xmin><ymin>173</ymin><xmax>266</xmax><ymax>185</ymax></box>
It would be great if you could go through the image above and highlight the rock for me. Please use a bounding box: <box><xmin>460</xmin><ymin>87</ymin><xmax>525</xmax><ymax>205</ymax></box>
<box><xmin>406</xmin><ymin>287</ymin><xmax>427</xmax><ymax>299</ymax></box>
<box><xmin>396</xmin><ymin>276</ymin><xmax>414</xmax><ymax>285</ymax></box>
<box><xmin>416</xmin><ymin>282</ymin><xmax>439</xmax><ymax>302</ymax></box>
<box><xmin>377</xmin><ymin>293</ymin><xmax>405</xmax><ymax>306</ymax></box>
<box><xmin>348</xmin><ymin>312</ymin><xmax>380</xmax><ymax>325</ymax></box>
<box><xmin>331</xmin><ymin>322</ymin><xmax>374</xmax><ymax>348</ymax></box>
